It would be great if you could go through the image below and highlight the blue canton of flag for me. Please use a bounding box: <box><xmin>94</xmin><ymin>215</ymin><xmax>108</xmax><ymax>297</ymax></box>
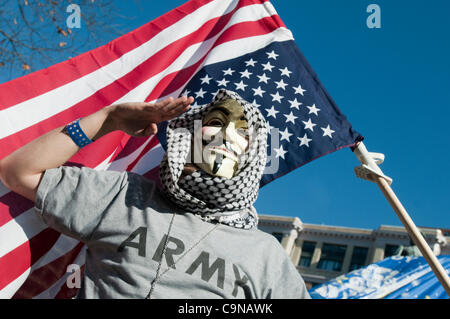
<box><xmin>160</xmin><ymin>39</ymin><xmax>363</xmax><ymax>186</ymax></box>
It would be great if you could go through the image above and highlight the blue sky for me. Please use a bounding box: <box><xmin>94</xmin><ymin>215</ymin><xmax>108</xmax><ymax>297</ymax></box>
<box><xmin>3</xmin><ymin>0</ymin><xmax>449</xmax><ymax>230</ymax></box>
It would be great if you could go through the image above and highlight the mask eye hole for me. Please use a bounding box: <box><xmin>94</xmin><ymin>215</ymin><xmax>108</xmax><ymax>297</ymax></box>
<box><xmin>206</xmin><ymin>119</ymin><xmax>224</xmax><ymax>127</ymax></box>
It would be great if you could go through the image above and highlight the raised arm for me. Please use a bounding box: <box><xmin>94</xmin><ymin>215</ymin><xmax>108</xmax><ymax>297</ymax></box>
<box><xmin>0</xmin><ymin>96</ymin><xmax>193</xmax><ymax>202</ymax></box>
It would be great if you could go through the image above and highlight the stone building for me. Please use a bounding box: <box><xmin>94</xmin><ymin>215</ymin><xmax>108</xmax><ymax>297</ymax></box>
<box><xmin>258</xmin><ymin>214</ymin><xmax>449</xmax><ymax>289</ymax></box>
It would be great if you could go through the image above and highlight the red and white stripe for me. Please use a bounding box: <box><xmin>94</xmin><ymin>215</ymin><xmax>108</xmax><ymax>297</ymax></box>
<box><xmin>0</xmin><ymin>0</ymin><xmax>292</xmax><ymax>298</ymax></box>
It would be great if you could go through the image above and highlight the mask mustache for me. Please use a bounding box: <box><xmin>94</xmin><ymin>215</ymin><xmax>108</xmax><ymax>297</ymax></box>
<box><xmin>202</xmin><ymin>137</ymin><xmax>239</xmax><ymax>158</ymax></box>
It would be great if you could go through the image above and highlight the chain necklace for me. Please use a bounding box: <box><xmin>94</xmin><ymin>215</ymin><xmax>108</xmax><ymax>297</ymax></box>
<box><xmin>145</xmin><ymin>213</ymin><xmax>219</xmax><ymax>299</ymax></box>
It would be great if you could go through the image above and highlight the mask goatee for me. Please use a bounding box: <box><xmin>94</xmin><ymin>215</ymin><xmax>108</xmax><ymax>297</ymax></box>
<box><xmin>212</xmin><ymin>153</ymin><xmax>223</xmax><ymax>175</ymax></box>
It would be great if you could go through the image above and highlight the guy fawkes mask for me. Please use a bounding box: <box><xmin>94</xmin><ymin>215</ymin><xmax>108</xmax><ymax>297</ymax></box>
<box><xmin>194</xmin><ymin>98</ymin><xmax>249</xmax><ymax>179</ymax></box>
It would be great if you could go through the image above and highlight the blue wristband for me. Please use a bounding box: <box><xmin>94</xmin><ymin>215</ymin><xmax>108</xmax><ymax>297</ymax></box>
<box><xmin>65</xmin><ymin>118</ymin><xmax>93</xmax><ymax>148</ymax></box>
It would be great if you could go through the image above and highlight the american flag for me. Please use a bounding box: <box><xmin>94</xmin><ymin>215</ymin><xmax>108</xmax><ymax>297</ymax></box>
<box><xmin>0</xmin><ymin>0</ymin><xmax>361</xmax><ymax>298</ymax></box>
<box><xmin>173</xmin><ymin>40</ymin><xmax>362</xmax><ymax>185</ymax></box>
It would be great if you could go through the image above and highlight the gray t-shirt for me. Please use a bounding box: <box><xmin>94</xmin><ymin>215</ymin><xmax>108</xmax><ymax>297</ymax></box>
<box><xmin>34</xmin><ymin>166</ymin><xmax>310</xmax><ymax>299</ymax></box>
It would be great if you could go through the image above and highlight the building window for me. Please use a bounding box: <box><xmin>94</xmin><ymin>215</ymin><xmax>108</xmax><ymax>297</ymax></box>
<box><xmin>317</xmin><ymin>243</ymin><xmax>347</xmax><ymax>272</ymax></box>
<box><xmin>272</xmin><ymin>232</ymin><xmax>284</xmax><ymax>243</ymax></box>
<box><xmin>384</xmin><ymin>244</ymin><xmax>399</xmax><ymax>258</ymax></box>
<box><xmin>349</xmin><ymin>246</ymin><xmax>368</xmax><ymax>272</ymax></box>
<box><xmin>298</xmin><ymin>241</ymin><xmax>316</xmax><ymax>267</ymax></box>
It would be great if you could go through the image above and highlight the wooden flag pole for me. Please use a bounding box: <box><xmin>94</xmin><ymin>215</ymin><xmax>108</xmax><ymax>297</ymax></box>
<box><xmin>353</xmin><ymin>141</ymin><xmax>450</xmax><ymax>296</ymax></box>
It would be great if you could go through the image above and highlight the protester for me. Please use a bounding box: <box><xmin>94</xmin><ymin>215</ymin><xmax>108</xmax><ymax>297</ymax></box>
<box><xmin>0</xmin><ymin>89</ymin><xmax>310</xmax><ymax>299</ymax></box>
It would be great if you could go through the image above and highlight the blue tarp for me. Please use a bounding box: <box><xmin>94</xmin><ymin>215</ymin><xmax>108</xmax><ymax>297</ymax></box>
<box><xmin>308</xmin><ymin>255</ymin><xmax>450</xmax><ymax>299</ymax></box>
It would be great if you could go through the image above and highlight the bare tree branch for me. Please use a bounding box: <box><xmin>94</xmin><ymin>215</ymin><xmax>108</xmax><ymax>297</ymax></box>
<box><xmin>0</xmin><ymin>0</ymin><xmax>123</xmax><ymax>82</ymax></box>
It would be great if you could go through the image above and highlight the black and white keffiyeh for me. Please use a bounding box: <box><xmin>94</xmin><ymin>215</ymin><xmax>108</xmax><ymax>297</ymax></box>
<box><xmin>159</xmin><ymin>89</ymin><xmax>269</xmax><ymax>229</ymax></box>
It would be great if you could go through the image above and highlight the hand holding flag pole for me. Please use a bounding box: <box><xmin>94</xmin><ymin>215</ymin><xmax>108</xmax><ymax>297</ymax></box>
<box><xmin>353</xmin><ymin>141</ymin><xmax>450</xmax><ymax>296</ymax></box>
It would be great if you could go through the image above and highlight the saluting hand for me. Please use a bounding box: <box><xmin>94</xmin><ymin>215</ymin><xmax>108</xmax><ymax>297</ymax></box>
<box><xmin>107</xmin><ymin>96</ymin><xmax>194</xmax><ymax>137</ymax></box>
